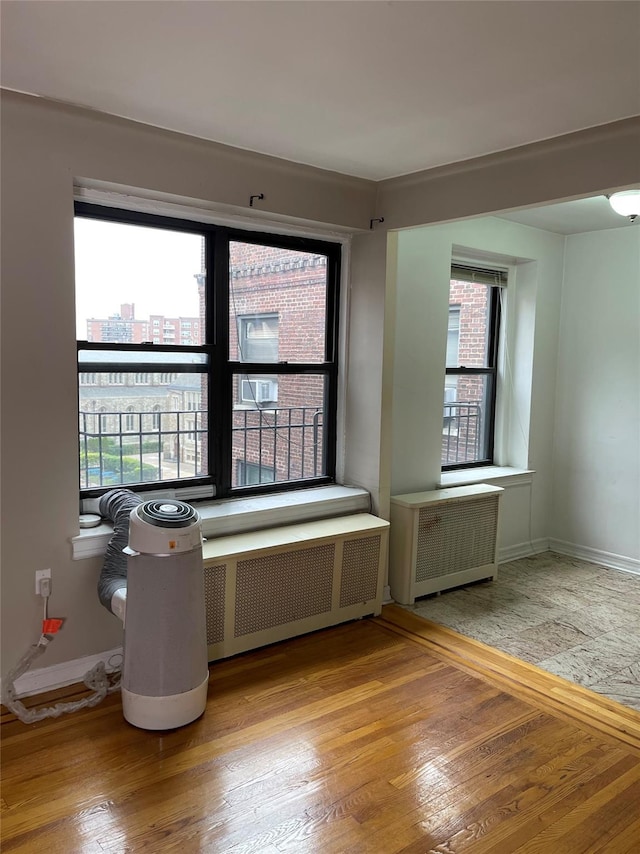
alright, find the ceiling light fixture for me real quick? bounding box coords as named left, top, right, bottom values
left=607, top=190, right=640, bottom=223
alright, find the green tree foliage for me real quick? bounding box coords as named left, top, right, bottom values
left=82, top=451, right=158, bottom=485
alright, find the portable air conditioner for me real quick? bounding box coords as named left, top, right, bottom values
left=121, top=500, right=209, bottom=730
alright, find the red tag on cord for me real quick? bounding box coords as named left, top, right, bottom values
left=42, top=618, right=64, bottom=634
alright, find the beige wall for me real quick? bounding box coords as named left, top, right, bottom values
left=551, top=228, right=640, bottom=563
left=344, top=230, right=397, bottom=520
left=376, top=118, right=640, bottom=230
left=0, top=92, right=377, bottom=675
left=390, top=217, right=566, bottom=552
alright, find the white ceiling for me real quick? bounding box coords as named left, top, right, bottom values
left=495, top=194, right=640, bottom=235
left=1, top=1, right=639, bottom=232
left=2, top=1, right=639, bottom=181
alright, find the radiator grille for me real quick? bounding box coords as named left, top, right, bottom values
left=416, top=495, right=499, bottom=582
left=203, top=563, right=226, bottom=645
left=235, top=544, right=335, bottom=637
left=340, top=535, right=381, bottom=607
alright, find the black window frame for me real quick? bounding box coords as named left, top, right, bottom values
left=442, top=270, right=502, bottom=472
left=75, top=202, right=341, bottom=499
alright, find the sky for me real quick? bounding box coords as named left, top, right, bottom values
left=74, top=217, right=203, bottom=338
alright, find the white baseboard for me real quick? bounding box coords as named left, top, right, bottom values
left=547, top=539, right=640, bottom=576
left=498, top=539, right=550, bottom=563
left=4, top=646, right=123, bottom=699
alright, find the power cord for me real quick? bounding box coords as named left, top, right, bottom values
left=1, top=578, right=121, bottom=724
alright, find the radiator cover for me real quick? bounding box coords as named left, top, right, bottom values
left=389, top=484, right=503, bottom=604
left=202, top=514, right=389, bottom=660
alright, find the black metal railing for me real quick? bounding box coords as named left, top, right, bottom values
left=232, top=406, right=324, bottom=485
left=79, top=405, right=324, bottom=489
left=442, top=401, right=482, bottom=465
left=79, top=409, right=207, bottom=489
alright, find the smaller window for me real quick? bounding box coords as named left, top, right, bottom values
left=442, top=264, right=504, bottom=470
left=236, top=313, right=279, bottom=406
left=237, top=313, right=279, bottom=362
left=237, top=459, right=275, bottom=486
left=444, top=306, right=460, bottom=423
left=446, top=306, right=460, bottom=368
left=125, top=406, right=136, bottom=432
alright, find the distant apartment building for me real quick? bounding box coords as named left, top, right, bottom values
left=85, top=303, right=201, bottom=345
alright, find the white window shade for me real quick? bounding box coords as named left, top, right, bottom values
left=451, top=264, right=508, bottom=287
left=238, top=314, right=279, bottom=362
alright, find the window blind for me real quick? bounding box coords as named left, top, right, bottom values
left=451, top=264, right=508, bottom=287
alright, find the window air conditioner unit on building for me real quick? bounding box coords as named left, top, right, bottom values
left=242, top=378, right=278, bottom=404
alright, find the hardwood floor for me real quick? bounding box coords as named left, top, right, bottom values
left=2, top=614, right=640, bottom=853
left=403, top=553, right=640, bottom=711
left=381, top=605, right=640, bottom=753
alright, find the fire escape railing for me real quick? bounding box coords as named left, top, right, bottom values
left=442, top=401, right=482, bottom=466
left=232, top=406, right=323, bottom=485
left=79, top=406, right=324, bottom=489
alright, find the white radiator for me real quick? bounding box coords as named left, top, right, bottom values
left=202, top=513, right=389, bottom=660
left=389, top=484, right=503, bottom=604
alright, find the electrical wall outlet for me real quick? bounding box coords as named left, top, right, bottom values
left=35, top=568, right=51, bottom=595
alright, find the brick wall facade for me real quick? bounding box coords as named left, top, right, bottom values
left=228, top=242, right=328, bottom=485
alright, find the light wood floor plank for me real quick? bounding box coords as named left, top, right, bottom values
left=590, top=816, right=640, bottom=854
left=379, top=604, right=640, bottom=752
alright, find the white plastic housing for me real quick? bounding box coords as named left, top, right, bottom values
left=122, top=675, right=208, bottom=730
left=121, top=499, right=208, bottom=731
left=128, top=502, right=202, bottom=555
left=111, top=588, right=127, bottom=624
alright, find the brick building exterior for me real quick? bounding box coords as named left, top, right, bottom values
left=228, top=242, right=328, bottom=486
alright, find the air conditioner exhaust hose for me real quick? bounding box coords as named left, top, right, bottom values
left=97, top=488, right=142, bottom=614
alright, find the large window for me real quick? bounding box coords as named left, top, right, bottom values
left=442, top=264, right=504, bottom=469
left=75, top=204, right=341, bottom=497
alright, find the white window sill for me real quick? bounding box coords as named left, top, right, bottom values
left=439, top=466, right=535, bottom=489
left=71, top=485, right=371, bottom=560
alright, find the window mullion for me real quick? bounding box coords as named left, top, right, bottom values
left=325, top=250, right=341, bottom=363
left=212, top=230, right=231, bottom=494
left=445, top=367, right=494, bottom=376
